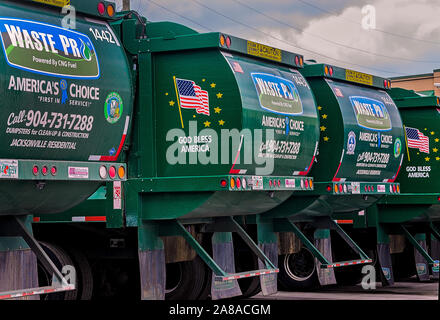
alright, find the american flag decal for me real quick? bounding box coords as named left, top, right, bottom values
left=405, top=127, right=430, bottom=154
left=176, top=78, right=210, bottom=115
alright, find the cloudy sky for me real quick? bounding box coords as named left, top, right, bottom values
left=112, top=0, right=440, bottom=78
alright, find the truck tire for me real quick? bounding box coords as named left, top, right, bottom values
left=278, top=248, right=319, bottom=291
left=37, top=241, right=78, bottom=300
left=236, top=251, right=261, bottom=298
left=165, top=256, right=206, bottom=300
left=68, top=248, right=94, bottom=300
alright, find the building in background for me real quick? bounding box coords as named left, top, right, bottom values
left=391, top=69, right=440, bottom=96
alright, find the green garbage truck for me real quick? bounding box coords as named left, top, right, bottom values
left=0, top=0, right=129, bottom=299
left=17, top=0, right=321, bottom=300
left=257, top=63, right=405, bottom=290
left=335, top=88, right=440, bottom=285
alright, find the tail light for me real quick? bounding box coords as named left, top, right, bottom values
left=108, top=166, right=116, bottom=179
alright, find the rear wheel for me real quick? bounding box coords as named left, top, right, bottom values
left=165, top=256, right=206, bottom=300
left=37, top=241, right=78, bottom=300
left=68, top=248, right=94, bottom=300
left=278, top=247, right=319, bottom=291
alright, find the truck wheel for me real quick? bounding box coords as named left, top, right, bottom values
left=68, top=248, right=94, bottom=300
left=37, top=242, right=78, bottom=300
left=278, top=248, right=319, bottom=291
left=236, top=251, right=261, bottom=298
left=165, top=256, right=206, bottom=300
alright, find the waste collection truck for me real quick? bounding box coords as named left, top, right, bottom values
left=334, top=88, right=440, bottom=285
left=26, top=0, right=322, bottom=300
left=257, top=63, right=406, bottom=290
left=0, top=0, right=130, bottom=299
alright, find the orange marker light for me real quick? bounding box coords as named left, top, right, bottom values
left=220, top=35, right=226, bottom=47
left=107, top=4, right=115, bottom=17
left=118, top=166, right=125, bottom=179
left=230, top=177, right=235, bottom=189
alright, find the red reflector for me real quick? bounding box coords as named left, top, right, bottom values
left=109, top=166, right=116, bottom=179
left=278, top=179, right=281, bottom=187
left=98, top=2, right=106, bottom=15
left=236, top=177, right=241, bottom=188
left=226, top=36, right=231, bottom=48
left=305, top=179, right=309, bottom=189
left=32, top=165, right=39, bottom=176
left=393, top=184, right=397, bottom=193
left=295, top=56, right=299, bottom=65
left=41, top=166, right=48, bottom=176
left=338, top=184, right=343, bottom=193
left=269, top=180, right=272, bottom=187
left=329, top=67, right=334, bottom=76
left=51, top=166, right=57, bottom=176
left=327, top=185, right=332, bottom=192
left=221, top=179, right=227, bottom=187
left=85, top=216, right=107, bottom=222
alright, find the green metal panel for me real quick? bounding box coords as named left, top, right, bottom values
left=153, top=49, right=319, bottom=178
left=370, top=88, right=440, bottom=224
left=0, top=1, right=132, bottom=215
left=263, top=65, right=404, bottom=220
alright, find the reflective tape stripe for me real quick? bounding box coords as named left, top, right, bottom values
left=334, top=220, right=354, bottom=224
left=72, top=216, right=106, bottom=222
left=0, top=285, right=74, bottom=300
left=220, top=269, right=279, bottom=281
left=325, top=259, right=372, bottom=268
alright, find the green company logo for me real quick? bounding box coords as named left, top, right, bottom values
left=104, top=92, right=123, bottom=124
left=350, top=96, right=392, bottom=131
left=251, top=73, right=303, bottom=115
left=394, top=138, right=402, bottom=158
left=0, top=18, right=100, bottom=79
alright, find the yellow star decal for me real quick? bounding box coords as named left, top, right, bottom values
left=210, top=83, right=216, bottom=88
left=425, top=157, right=430, bottom=162
left=317, top=106, right=322, bottom=111
left=436, top=157, right=440, bottom=161
left=214, top=107, right=222, bottom=114
left=202, top=78, right=206, bottom=82
left=320, top=126, right=327, bottom=132
left=322, top=114, right=328, bottom=119
left=431, top=131, right=435, bottom=135
left=323, top=136, right=330, bottom=142
left=165, top=92, right=169, bottom=96
left=425, top=128, right=428, bottom=131
left=436, top=138, right=440, bottom=143
left=204, top=121, right=211, bottom=127
left=193, top=115, right=196, bottom=118
left=169, top=100, right=175, bottom=106
left=434, top=148, right=438, bottom=153
left=216, top=93, right=223, bottom=99
left=219, top=120, right=225, bottom=126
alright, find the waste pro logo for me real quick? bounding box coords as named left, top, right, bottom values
left=349, top=96, right=391, bottom=131
left=251, top=73, right=303, bottom=116
left=0, top=18, right=99, bottom=79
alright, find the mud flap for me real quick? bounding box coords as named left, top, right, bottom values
left=377, top=243, right=394, bottom=286
left=138, top=221, right=166, bottom=300
left=414, top=233, right=430, bottom=282
left=431, top=235, right=440, bottom=279
left=314, top=229, right=336, bottom=286
left=0, top=244, right=39, bottom=300
left=138, top=249, right=166, bottom=300
left=258, top=242, right=278, bottom=295
left=211, top=232, right=242, bottom=300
